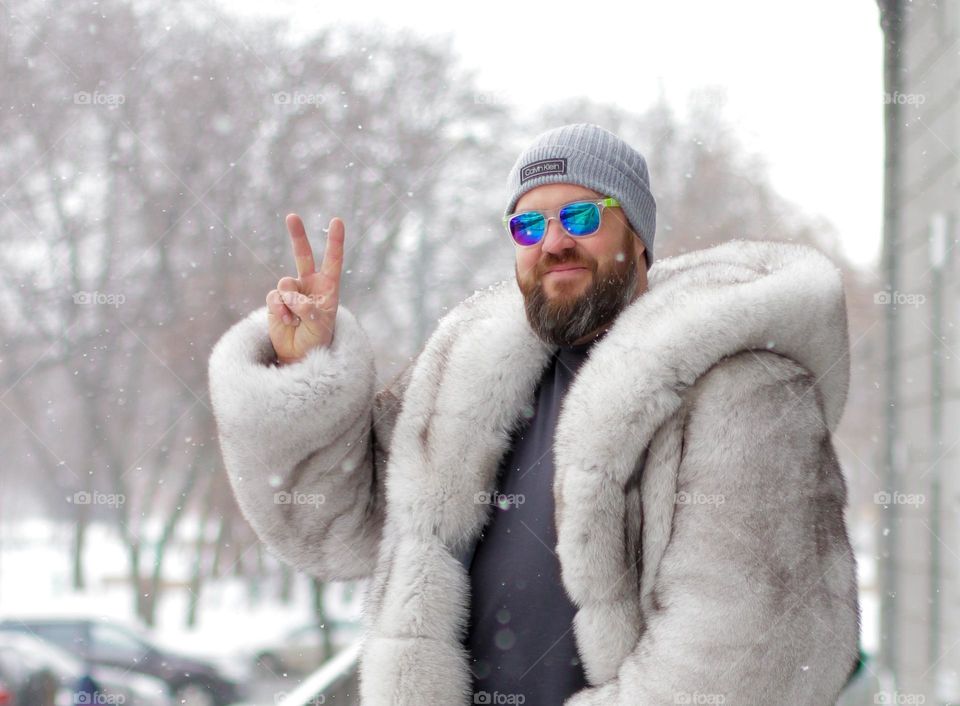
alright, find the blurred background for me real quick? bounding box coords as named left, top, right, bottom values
left=0, top=0, right=952, bottom=703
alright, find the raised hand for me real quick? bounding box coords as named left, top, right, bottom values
left=267, top=214, right=345, bottom=365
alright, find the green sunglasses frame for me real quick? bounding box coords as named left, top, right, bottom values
left=503, top=197, right=621, bottom=247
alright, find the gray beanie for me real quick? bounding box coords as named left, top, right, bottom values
left=504, top=123, right=657, bottom=270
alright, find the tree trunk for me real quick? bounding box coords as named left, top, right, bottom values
left=311, top=578, right=333, bottom=663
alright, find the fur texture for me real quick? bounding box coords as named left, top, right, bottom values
left=208, top=239, right=860, bottom=705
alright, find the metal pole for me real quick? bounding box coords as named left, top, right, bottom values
left=877, top=0, right=904, bottom=681
left=927, top=213, right=947, bottom=683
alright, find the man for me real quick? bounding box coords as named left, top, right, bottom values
left=208, top=124, right=860, bottom=705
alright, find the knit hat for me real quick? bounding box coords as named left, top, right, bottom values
left=504, top=123, right=657, bottom=270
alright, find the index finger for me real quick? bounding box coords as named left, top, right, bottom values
left=285, top=213, right=315, bottom=278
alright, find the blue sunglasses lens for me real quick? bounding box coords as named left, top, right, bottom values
left=509, top=212, right=546, bottom=246
left=559, top=201, right=601, bottom=235
left=508, top=201, right=603, bottom=245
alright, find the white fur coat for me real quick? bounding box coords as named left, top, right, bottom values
left=208, top=239, right=860, bottom=705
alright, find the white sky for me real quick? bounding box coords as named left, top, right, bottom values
left=219, top=0, right=885, bottom=269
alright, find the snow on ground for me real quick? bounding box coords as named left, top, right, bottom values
left=0, top=516, right=880, bottom=665
left=0, top=518, right=364, bottom=666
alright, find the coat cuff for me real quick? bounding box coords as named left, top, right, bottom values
left=207, top=303, right=376, bottom=473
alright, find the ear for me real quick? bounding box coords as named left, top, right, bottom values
left=625, top=225, right=643, bottom=255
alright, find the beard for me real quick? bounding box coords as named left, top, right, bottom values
left=516, top=232, right=640, bottom=346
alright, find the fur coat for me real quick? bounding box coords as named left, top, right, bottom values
left=208, top=239, right=861, bottom=705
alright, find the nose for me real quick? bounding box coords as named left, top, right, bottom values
left=540, top=216, right=575, bottom=256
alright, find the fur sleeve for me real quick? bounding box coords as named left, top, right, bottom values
left=207, top=303, right=388, bottom=581
left=565, top=351, right=860, bottom=706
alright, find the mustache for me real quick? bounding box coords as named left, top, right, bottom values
left=538, top=254, right=594, bottom=276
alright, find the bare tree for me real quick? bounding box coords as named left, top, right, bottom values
left=0, top=0, right=879, bottom=637
left=0, top=0, right=514, bottom=626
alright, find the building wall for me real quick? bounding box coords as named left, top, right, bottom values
left=886, top=0, right=960, bottom=701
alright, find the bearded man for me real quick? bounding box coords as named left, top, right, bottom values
left=208, top=123, right=860, bottom=705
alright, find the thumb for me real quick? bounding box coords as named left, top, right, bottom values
left=275, top=277, right=306, bottom=319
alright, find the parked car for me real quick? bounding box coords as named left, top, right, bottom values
left=0, top=673, right=12, bottom=706
left=92, top=664, right=175, bottom=706
left=0, top=618, right=239, bottom=706
left=250, top=621, right=360, bottom=677
left=0, top=630, right=172, bottom=706
left=0, top=633, right=59, bottom=705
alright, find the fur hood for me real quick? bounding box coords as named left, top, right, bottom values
left=208, top=238, right=859, bottom=705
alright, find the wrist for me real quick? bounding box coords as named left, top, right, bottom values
left=273, top=351, right=303, bottom=367
left=276, top=357, right=300, bottom=367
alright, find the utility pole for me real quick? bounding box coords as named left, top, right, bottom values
left=927, top=213, right=948, bottom=687
left=876, top=0, right=904, bottom=684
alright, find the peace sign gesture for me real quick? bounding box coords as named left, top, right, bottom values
left=267, top=214, right=344, bottom=365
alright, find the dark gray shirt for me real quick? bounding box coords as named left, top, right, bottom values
left=466, top=333, right=613, bottom=705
